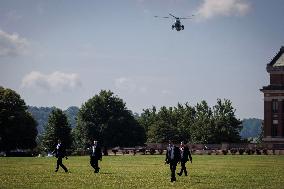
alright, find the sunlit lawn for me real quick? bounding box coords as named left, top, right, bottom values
left=0, top=155, right=284, bottom=189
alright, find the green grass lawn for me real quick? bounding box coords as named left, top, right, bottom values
left=0, top=155, right=284, bottom=189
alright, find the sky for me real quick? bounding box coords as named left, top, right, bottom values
left=0, top=0, right=284, bottom=119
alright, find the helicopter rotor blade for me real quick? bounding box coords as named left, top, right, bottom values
left=154, top=16, right=170, bottom=18
left=169, top=13, right=178, bottom=19
left=180, top=14, right=195, bottom=19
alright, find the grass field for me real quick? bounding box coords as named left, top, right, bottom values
left=0, top=155, right=284, bottom=189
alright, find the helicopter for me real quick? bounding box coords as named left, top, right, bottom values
left=154, top=13, right=194, bottom=31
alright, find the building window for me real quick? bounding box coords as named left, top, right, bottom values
left=273, top=120, right=278, bottom=124
left=272, top=99, right=278, bottom=113
left=272, top=124, right=278, bottom=137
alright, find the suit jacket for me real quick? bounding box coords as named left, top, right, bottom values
left=90, top=144, right=102, bottom=160
left=165, top=145, right=181, bottom=164
left=54, top=143, right=66, bottom=158
left=180, top=146, right=192, bottom=163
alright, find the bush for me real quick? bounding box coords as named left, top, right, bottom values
left=112, top=149, right=118, bottom=155
left=122, top=150, right=130, bottom=155
left=256, top=149, right=261, bottom=155
left=263, top=148, right=268, bottom=155
left=222, top=150, right=228, bottom=155
left=246, top=149, right=255, bottom=155
left=239, top=149, right=245, bottom=155
left=149, top=148, right=156, bottom=155
left=139, top=148, right=146, bottom=155
left=230, top=149, right=237, bottom=155
left=103, top=147, right=108, bottom=156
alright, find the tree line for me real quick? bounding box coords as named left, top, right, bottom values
left=139, top=99, right=242, bottom=144
left=0, top=86, right=244, bottom=153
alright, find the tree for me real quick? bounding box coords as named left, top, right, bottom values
left=140, top=99, right=241, bottom=144
left=174, top=103, right=196, bottom=143
left=256, top=121, right=264, bottom=144
left=147, top=106, right=180, bottom=143
left=138, top=106, right=157, bottom=142
left=0, top=87, right=37, bottom=152
left=212, top=99, right=242, bottom=143
left=190, top=99, right=242, bottom=144
left=143, top=104, right=196, bottom=143
left=74, top=90, right=146, bottom=148
left=42, top=108, right=72, bottom=152
left=103, top=111, right=145, bottom=147
left=190, top=100, right=213, bottom=143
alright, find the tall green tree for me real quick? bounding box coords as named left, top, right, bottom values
left=138, top=106, right=157, bottom=142
left=256, top=121, right=264, bottom=143
left=147, top=106, right=180, bottom=143
left=174, top=103, right=196, bottom=143
left=74, top=90, right=146, bottom=148
left=0, top=87, right=37, bottom=152
left=144, top=104, right=196, bottom=143
left=190, top=100, right=213, bottom=143
left=212, top=99, right=242, bottom=143
left=140, top=99, right=242, bottom=144
left=42, top=108, right=72, bottom=151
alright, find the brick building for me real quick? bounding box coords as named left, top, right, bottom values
left=261, top=46, right=284, bottom=147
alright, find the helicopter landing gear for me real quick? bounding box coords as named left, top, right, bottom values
left=172, top=25, right=175, bottom=30
left=181, top=25, right=184, bottom=30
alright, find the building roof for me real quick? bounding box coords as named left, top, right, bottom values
left=267, top=46, right=284, bottom=71
left=261, top=85, right=284, bottom=91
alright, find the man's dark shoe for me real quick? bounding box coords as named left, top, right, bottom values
left=177, top=173, right=182, bottom=176
left=55, top=169, right=58, bottom=172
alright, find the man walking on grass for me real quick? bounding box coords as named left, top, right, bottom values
left=53, top=139, right=68, bottom=173
left=177, top=141, right=192, bottom=176
left=89, top=140, right=102, bottom=173
left=165, top=140, right=181, bottom=182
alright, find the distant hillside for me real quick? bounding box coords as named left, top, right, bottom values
left=240, top=118, right=262, bottom=139
left=28, top=106, right=55, bottom=134
left=28, top=106, right=79, bottom=134
left=64, top=106, right=79, bottom=129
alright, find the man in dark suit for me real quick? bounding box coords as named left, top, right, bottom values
left=165, top=140, right=181, bottom=182
left=53, top=139, right=68, bottom=173
left=89, top=140, right=102, bottom=173
left=177, top=141, right=192, bottom=176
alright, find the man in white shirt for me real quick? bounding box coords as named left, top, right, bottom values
left=165, top=140, right=181, bottom=182
left=53, top=139, right=68, bottom=173
left=177, top=141, right=192, bottom=176
left=89, top=140, right=102, bottom=173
